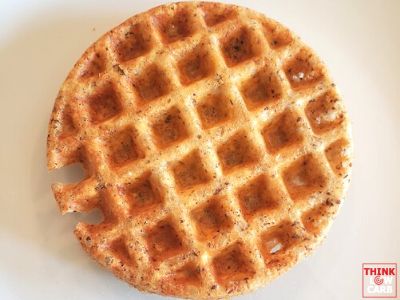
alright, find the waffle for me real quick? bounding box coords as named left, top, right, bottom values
left=47, top=2, right=353, bottom=299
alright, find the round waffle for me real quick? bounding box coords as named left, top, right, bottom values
left=47, top=2, right=352, bottom=299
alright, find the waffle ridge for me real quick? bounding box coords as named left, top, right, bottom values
left=47, top=2, right=352, bottom=299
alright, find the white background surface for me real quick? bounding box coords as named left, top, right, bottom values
left=1, top=0, right=399, bottom=299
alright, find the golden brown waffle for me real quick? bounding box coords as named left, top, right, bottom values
left=47, top=2, right=353, bottom=299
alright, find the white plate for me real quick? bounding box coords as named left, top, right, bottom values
left=0, top=0, right=399, bottom=299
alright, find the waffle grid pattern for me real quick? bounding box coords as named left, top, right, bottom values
left=48, top=2, right=352, bottom=298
